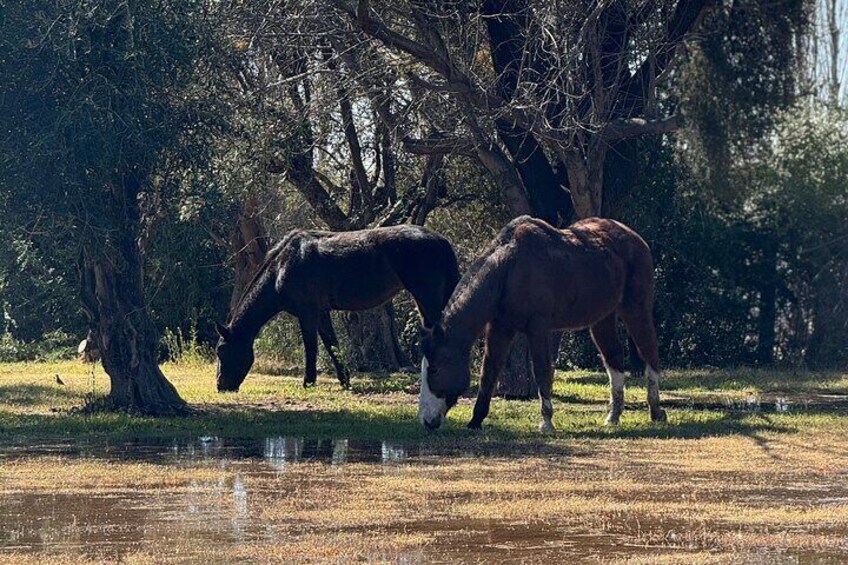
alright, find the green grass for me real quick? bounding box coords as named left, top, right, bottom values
left=0, top=360, right=846, bottom=443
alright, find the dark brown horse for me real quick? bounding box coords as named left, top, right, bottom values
left=419, top=215, right=666, bottom=430
left=216, top=225, right=460, bottom=392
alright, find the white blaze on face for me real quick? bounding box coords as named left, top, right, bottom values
left=418, top=356, right=447, bottom=428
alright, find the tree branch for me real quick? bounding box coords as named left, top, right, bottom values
left=601, top=114, right=684, bottom=142
left=338, top=0, right=501, bottom=111
left=616, top=0, right=717, bottom=115
left=402, top=133, right=476, bottom=157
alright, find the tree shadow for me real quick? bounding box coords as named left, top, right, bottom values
left=566, top=409, right=798, bottom=441
left=1, top=396, right=827, bottom=466
left=560, top=368, right=848, bottom=395
left=0, top=384, right=82, bottom=407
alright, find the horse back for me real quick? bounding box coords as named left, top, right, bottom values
left=282, top=225, right=458, bottom=312
left=501, top=217, right=653, bottom=330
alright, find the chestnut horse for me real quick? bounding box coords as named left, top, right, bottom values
left=216, top=225, right=460, bottom=392
left=419, top=215, right=666, bottom=430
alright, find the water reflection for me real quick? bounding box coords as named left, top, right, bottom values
left=716, top=394, right=794, bottom=413
left=231, top=474, right=248, bottom=541
left=262, top=436, right=407, bottom=467
left=0, top=435, right=417, bottom=560
left=1, top=436, right=421, bottom=468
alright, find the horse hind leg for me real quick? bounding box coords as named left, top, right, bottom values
left=628, top=335, right=645, bottom=381
left=318, top=311, right=350, bottom=389
left=298, top=314, right=319, bottom=388
left=590, top=314, right=627, bottom=426
left=619, top=305, right=667, bottom=423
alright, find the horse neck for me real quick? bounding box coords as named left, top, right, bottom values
left=229, top=269, right=282, bottom=342
left=441, top=260, right=504, bottom=353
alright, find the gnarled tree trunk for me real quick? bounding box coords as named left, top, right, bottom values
left=80, top=177, right=187, bottom=415
left=341, top=302, right=407, bottom=372
left=497, top=333, right=537, bottom=399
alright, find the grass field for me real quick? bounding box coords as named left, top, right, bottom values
left=1, top=361, right=848, bottom=563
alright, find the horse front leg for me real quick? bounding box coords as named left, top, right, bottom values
left=298, top=314, right=319, bottom=387
left=529, top=330, right=555, bottom=433
left=318, top=311, right=350, bottom=389
left=468, top=322, right=514, bottom=429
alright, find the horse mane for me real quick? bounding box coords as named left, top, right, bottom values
left=440, top=216, right=530, bottom=344
left=228, top=229, right=309, bottom=327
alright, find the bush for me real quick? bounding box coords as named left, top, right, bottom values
left=0, top=330, right=77, bottom=362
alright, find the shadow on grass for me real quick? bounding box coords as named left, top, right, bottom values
left=349, top=372, right=419, bottom=395
left=0, top=407, right=799, bottom=467
left=568, top=410, right=797, bottom=441
left=0, top=384, right=83, bottom=407
left=560, top=368, right=848, bottom=396
left=0, top=396, right=819, bottom=458
left=659, top=368, right=848, bottom=393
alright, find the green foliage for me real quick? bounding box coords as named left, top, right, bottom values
left=0, top=0, right=207, bottom=218
left=621, top=140, right=752, bottom=365
left=0, top=0, right=840, bottom=376
left=161, top=323, right=213, bottom=365
left=254, top=315, right=306, bottom=368
left=621, top=104, right=848, bottom=368
left=0, top=330, right=78, bottom=363
left=743, top=104, right=848, bottom=366
left=0, top=0, right=225, bottom=359
left=678, top=0, right=811, bottom=191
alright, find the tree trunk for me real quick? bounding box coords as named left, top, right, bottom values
left=756, top=237, right=778, bottom=365
left=81, top=253, right=186, bottom=411
left=496, top=333, right=538, bottom=399
left=78, top=176, right=188, bottom=416
left=229, top=197, right=270, bottom=312
left=340, top=302, right=407, bottom=372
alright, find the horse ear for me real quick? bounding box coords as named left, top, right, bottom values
left=214, top=322, right=232, bottom=341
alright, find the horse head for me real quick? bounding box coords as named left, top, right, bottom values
left=215, top=322, right=254, bottom=392
left=418, top=324, right=470, bottom=430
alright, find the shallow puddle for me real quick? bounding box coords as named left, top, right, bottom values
left=662, top=392, right=848, bottom=413
left=1, top=436, right=416, bottom=466
left=2, top=435, right=848, bottom=563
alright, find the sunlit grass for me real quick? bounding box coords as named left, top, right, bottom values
left=0, top=360, right=847, bottom=441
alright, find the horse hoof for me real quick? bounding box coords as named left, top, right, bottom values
left=467, top=420, right=482, bottom=430
left=651, top=409, right=668, bottom=423
left=604, top=413, right=621, bottom=426
left=303, top=381, right=316, bottom=389
left=538, top=421, right=556, bottom=433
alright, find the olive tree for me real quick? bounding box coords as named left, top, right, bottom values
left=0, top=0, right=215, bottom=414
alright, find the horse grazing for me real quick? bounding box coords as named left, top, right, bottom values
left=419, top=215, right=667, bottom=431
left=216, top=225, right=460, bottom=392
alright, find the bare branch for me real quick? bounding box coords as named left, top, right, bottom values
left=601, top=114, right=685, bottom=142
left=402, top=133, right=476, bottom=157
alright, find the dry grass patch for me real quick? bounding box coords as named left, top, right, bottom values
left=0, top=457, right=225, bottom=492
